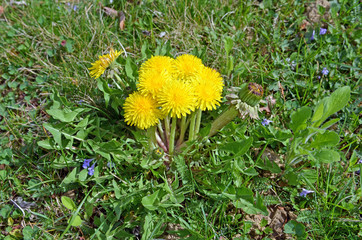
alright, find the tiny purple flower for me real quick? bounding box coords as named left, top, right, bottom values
left=319, top=28, right=327, bottom=35
left=88, top=163, right=96, bottom=176
left=73, top=5, right=78, bottom=11
left=317, top=76, right=321, bottom=79
left=108, top=84, right=113, bottom=88
left=310, top=30, right=315, bottom=40
left=300, top=188, right=314, bottom=197
left=262, top=119, right=273, bottom=126
left=321, top=67, right=329, bottom=75
left=82, top=158, right=94, bottom=169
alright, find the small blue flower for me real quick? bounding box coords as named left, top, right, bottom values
left=82, top=158, right=94, bottom=169
left=88, top=163, right=96, bottom=176
left=310, top=30, right=315, bottom=40
left=317, top=76, right=321, bottom=79
left=319, top=28, right=327, bottom=35
left=321, top=67, right=329, bottom=75
left=300, top=188, right=314, bottom=197
left=262, top=119, right=273, bottom=126
left=108, top=84, right=113, bottom=88
left=73, top=5, right=78, bottom=11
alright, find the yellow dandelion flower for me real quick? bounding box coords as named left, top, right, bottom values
left=193, top=67, right=224, bottom=111
left=138, top=70, right=172, bottom=97
left=174, top=54, right=204, bottom=82
left=139, top=55, right=175, bottom=75
left=123, top=92, right=162, bottom=129
left=88, top=49, right=122, bottom=79
left=158, top=79, right=196, bottom=118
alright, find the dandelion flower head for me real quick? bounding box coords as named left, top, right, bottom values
left=158, top=79, right=196, bottom=118
left=124, top=92, right=162, bottom=129
left=138, top=69, right=173, bottom=98
left=89, top=49, right=122, bottom=79
left=193, top=67, right=224, bottom=111
left=174, top=54, right=204, bottom=82
left=139, top=55, right=175, bottom=75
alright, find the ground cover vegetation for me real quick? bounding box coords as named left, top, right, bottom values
left=0, top=0, right=361, bottom=239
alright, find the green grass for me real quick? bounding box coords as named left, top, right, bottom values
left=0, top=0, right=361, bottom=239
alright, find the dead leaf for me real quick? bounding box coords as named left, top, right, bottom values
left=300, top=19, right=310, bottom=31
left=0, top=6, right=4, bottom=16
left=119, top=11, right=125, bottom=31
left=103, top=6, right=119, bottom=18
left=278, top=81, right=286, bottom=102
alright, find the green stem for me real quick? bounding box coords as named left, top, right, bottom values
left=164, top=115, right=170, bottom=146
left=188, top=111, right=197, bottom=141
left=147, top=126, right=157, bottom=150
left=169, top=117, right=177, bottom=156
left=113, top=72, right=126, bottom=88
left=177, top=115, right=187, bottom=146
left=194, top=108, right=202, bottom=137
left=208, top=106, right=238, bottom=137
left=157, top=121, right=166, bottom=144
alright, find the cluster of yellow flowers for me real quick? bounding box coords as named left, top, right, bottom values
left=124, top=54, right=224, bottom=130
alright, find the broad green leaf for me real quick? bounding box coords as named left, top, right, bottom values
left=312, top=86, right=350, bottom=127
left=125, top=57, right=134, bottom=80
left=313, top=149, right=340, bottom=164
left=43, top=123, right=62, bottom=146
left=78, top=169, right=88, bottom=182
left=113, top=180, right=121, bottom=199
left=310, top=131, right=340, bottom=148
left=241, top=167, right=259, bottom=176
left=70, top=215, right=82, bottom=227
left=97, top=79, right=110, bottom=106
left=37, top=139, right=54, bottom=150
left=84, top=202, right=93, bottom=221
left=290, top=106, right=312, bottom=132
left=311, top=101, right=324, bottom=123
left=284, top=220, right=307, bottom=239
left=61, top=168, right=77, bottom=185
left=46, top=108, right=85, bottom=123
left=285, top=172, right=298, bottom=186
left=320, top=118, right=340, bottom=129
left=142, top=190, right=160, bottom=210
left=220, top=137, right=253, bottom=156
left=23, top=226, right=38, bottom=240
left=255, top=193, right=268, bottom=216
left=61, top=196, right=76, bottom=210
left=256, top=157, right=281, bottom=173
